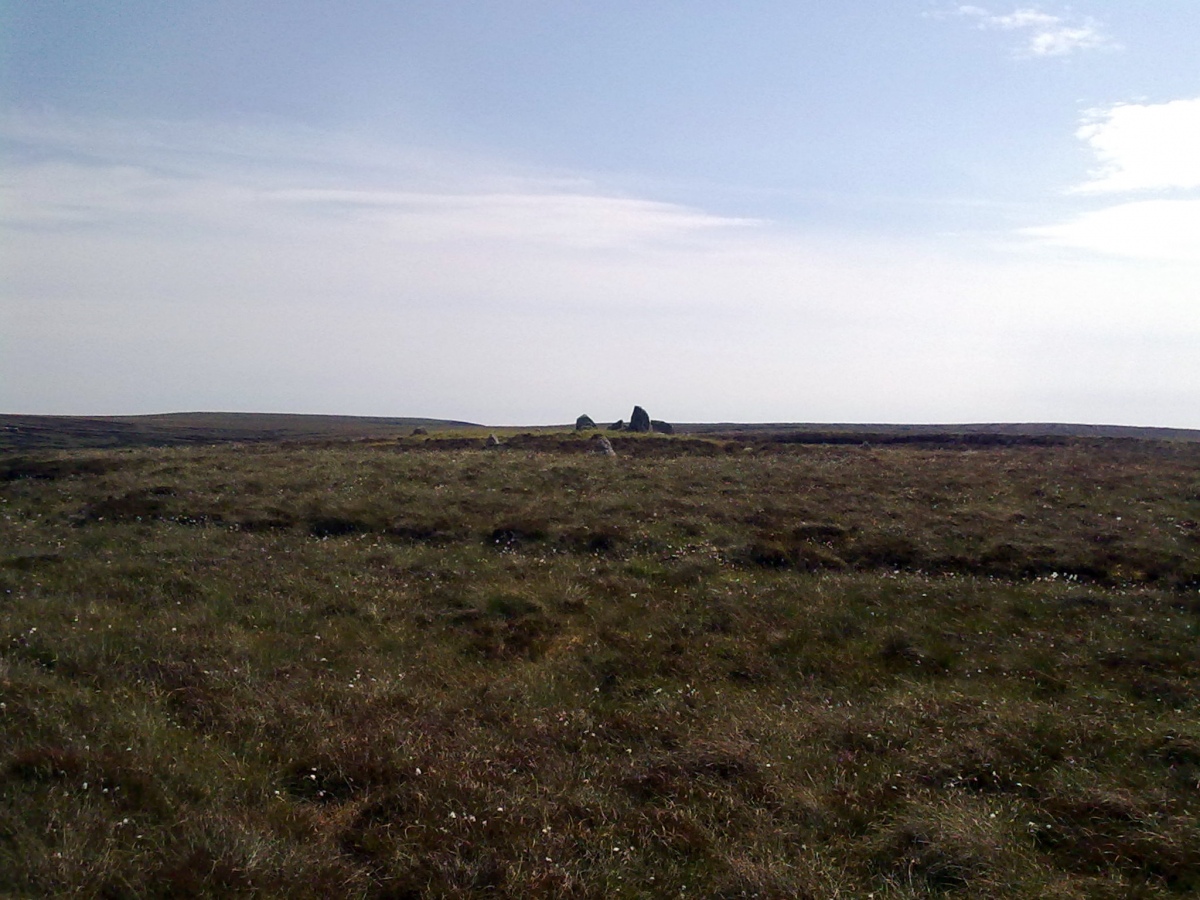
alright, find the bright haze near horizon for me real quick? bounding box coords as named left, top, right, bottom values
left=2, top=3, right=1198, bottom=428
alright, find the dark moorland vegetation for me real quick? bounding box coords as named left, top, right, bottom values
left=0, top=413, right=481, bottom=453
left=5, top=412, right=1197, bottom=454
left=2, top=431, right=1199, bottom=898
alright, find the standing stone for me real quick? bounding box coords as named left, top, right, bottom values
left=608, top=420, right=625, bottom=431
left=651, top=420, right=674, bottom=435
left=575, top=414, right=596, bottom=431
left=411, top=426, right=428, bottom=436
left=484, top=434, right=502, bottom=449
left=629, top=406, right=651, bottom=433
left=594, top=435, right=617, bottom=457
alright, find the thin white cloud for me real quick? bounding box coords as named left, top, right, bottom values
left=1074, top=98, right=1200, bottom=193
left=268, top=189, right=759, bottom=249
left=1025, top=199, right=1200, bottom=263
left=949, top=5, right=1117, bottom=57
left=986, top=9, right=1060, bottom=29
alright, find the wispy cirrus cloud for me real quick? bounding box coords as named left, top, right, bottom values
left=946, top=5, right=1118, bottom=57
left=0, top=112, right=757, bottom=251
left=267, top=189, right=758, bottom=249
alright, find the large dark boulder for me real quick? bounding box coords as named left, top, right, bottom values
left=575, top=414, right=596, bottom=431
left=629, top=406, right=651, bottom=433
left=651, top=420, right=674, bottom=435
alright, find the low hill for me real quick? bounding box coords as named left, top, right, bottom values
left=675, top=421, right=1200, bottom=442
left=0, top=412, right=480, bottom=452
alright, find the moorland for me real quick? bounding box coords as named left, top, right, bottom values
left=2, top=422, right=1199, bottom=898
left=4, top=412, right=1199, bottom=453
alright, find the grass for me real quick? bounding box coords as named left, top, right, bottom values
left=2, top=431, right=1199, bottom=897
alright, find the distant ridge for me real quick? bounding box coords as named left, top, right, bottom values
left=2, top=413, right=1197, bottom=452
left=0, top=412, right=481, bottom=452
left=674, top=422, right=1200, bottom=442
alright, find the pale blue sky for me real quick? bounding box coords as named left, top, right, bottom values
left=3, top=2, right=1199, bottom=425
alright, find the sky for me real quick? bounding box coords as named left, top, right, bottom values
left=2, top=2, right=1199, bottom=427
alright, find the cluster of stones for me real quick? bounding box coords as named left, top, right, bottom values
left=599, top=405, right=673, bottom=434
left=577, top=407, right=673, bottom=434
left=482, top=406, right=671, bottom=454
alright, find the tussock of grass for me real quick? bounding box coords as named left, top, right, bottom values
left=2, top=435, right=1199, bottom=897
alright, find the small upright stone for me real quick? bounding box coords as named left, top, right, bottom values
left=594, top=435, right=617, bottom=457
left=411, top=426, right=428, bottom=436
left=608, top=419, right=625, bottom=431
left=484, top=434, right=502, bottom=449
left=575, top=414, right=596, bottom=431
left=629, top=406, right=651, bottom=433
